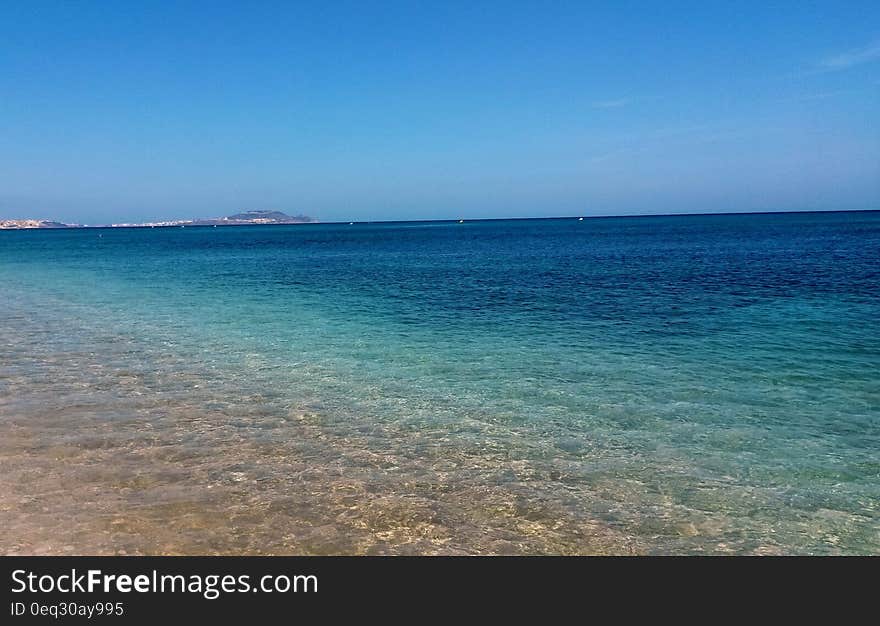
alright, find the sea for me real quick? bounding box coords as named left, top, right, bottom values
left=1, top=211, right=878, bottom=554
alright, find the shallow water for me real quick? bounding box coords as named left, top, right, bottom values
left=1, top=212, right=878, bottom=554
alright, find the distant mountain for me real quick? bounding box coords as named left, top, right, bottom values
left=189, top=210, right=317, bottom=226
left=228, top=210, right=311, bottom=222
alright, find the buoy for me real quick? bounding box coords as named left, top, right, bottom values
left=458, top=219, right=464, bottom=223
left=578, top=217, right=584, bottom=221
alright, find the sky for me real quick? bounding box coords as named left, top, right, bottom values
left=1, top=1, right=878, bottom=224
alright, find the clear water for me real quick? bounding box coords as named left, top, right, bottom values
left=1, top=211, right=878, bottom=555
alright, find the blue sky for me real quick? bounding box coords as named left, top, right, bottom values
left=1, top=1, right=878, bottom=224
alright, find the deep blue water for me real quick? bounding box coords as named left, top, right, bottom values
left=1, top=211, right=878, bottom=554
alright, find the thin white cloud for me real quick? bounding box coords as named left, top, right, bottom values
left=792, top=87, right=870, bottom=102
left=818, top=41, right=880, bottom=71
left=591, top=98, right=630, bottom=109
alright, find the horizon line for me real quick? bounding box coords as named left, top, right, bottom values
left=2, top=208, right=878, bottom=230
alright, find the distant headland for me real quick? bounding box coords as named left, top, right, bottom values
left=0, top=219, right=73, bottom=229
left=0, top=210, right=317, bottom=229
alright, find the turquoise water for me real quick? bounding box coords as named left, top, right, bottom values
left=1, top=211, right=878, bottom=554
